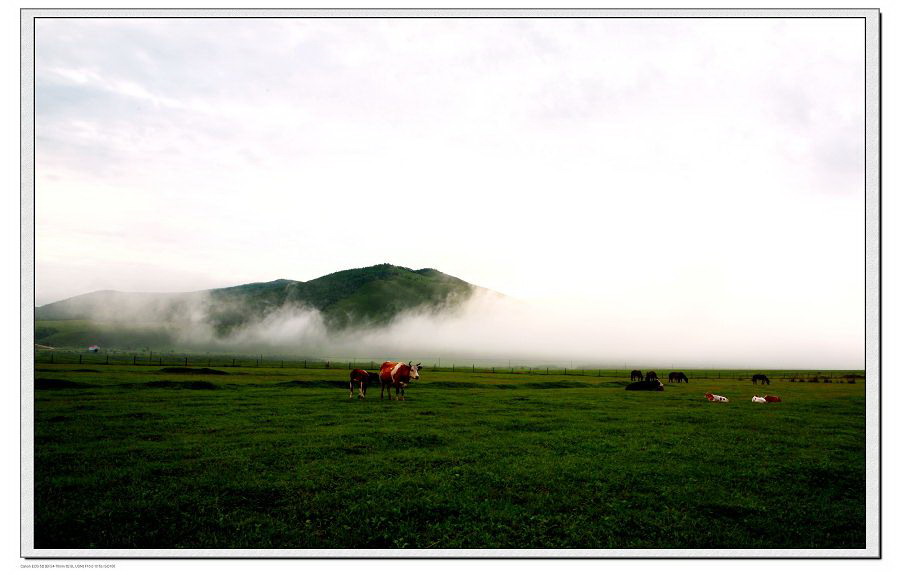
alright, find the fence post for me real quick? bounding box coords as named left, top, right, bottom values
left=50, top=353, right=53, bottom=364
left=133, top=355, right=136, bottom=365
left=79, top=354, right=82, bottom=364
left=232, top=358, right=236, bottom=367
left=106, top=354, right=109, bottom=365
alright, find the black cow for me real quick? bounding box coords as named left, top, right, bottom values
left=752, top=374, right=770, bottom=385
left=644, top=371, right=660, bottom=383
left=630, top=370, right=643, bottom=382
left=668, top=371, right=689, bottom=383
left=626, top=379, right=664, bottom=391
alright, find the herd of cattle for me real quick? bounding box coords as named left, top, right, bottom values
left=625, top=369, right=772, bottom=391
left=625, top=369, right=771, bottom=391
left=350, top=362, right=773, bottom=399
left=629, top=370, right=688, bottom=385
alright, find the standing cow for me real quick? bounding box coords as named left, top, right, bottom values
left=348, top=368, right=380, bottom=399
left=752, top=374, right=770, bottom=385
left=644, top=371, right=660, bottom=383
left=630, top=370, right=643, bottom=382
left=668, top=371, right=689, bottom=383
left=380, top=361, right=421, bottom=400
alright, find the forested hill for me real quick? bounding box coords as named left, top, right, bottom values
left=35, top=264, right=480, bottom=342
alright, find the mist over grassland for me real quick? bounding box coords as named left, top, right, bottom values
left=35, top=285, right=862, bottom=369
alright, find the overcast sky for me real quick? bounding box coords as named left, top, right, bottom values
left=33, top=17, right=866, bottom=366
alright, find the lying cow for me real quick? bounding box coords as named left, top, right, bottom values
left=348, top=368, right=380, bottom=399
left=705, top=393, right=729, bottom=403
left=626, top=379, right=664, bottom=391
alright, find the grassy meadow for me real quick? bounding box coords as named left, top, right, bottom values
left=32, top=363, right=866, bottom=550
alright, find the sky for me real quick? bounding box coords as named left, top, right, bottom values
left=32, top=16, right=867, bottom=367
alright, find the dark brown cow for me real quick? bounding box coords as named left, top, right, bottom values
left=379, top=361, right=421, bottom=400
left=668, top=371, right=689, bottom=383
left=349, top=368, right=380, bottom=399
left=626, top=379, right=664, bottom=391
left=630, top=370, right=643, bottom=382
left=752, top=374, right=770, bottom=385
left=644, top=371, right=659, bottom=383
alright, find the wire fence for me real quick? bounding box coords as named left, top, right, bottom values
left=32, top=350, right=865, bottom=382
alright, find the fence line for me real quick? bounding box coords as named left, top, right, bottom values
left=32, top=351, right=864, bottom=381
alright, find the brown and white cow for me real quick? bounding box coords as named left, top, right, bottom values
left=379, top=361, right=421, bottom=400
left=349, top=368, right=380, bottom=399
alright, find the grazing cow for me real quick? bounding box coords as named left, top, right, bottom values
left=668, top=371, right=689, bottom=384
left=630, top=370, right=643, bottom=382
left=752, top=374, right=770, bottom=385
left=644, top=371, right=659, bottom=383
left=379, top=361, right=421, bottom=400
left=626, top=379, right=664, bottom=391
left=348, top=368, right=380, bottom=399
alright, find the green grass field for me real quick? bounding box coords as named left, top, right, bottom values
left=32, top=363, right=866, bottom=550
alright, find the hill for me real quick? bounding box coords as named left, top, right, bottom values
left=34, top=264, right=481, bottom=349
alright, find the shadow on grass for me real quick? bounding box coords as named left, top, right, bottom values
left=425, top=380, right=600, bottom=390
left=273, top=380, right=346, bottom=389
left=126, top=380, right=221, bottom=390
left=158, top=367, right=230, bottom=375
left=35, top=378, right=96, bottom=390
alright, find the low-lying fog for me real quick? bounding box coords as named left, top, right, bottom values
left=71, top=288, right=863, bottom=369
